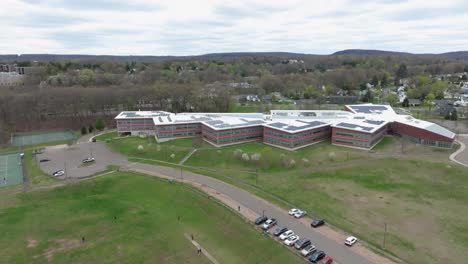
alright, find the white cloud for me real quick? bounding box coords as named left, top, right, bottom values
left=0, top=0, right=467, bottom=55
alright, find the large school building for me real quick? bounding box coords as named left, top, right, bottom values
left=115, top=104, right=456, bottom=150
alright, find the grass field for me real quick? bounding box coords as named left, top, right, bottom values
left=0, top=172, right=302, bottom=264
left=105, top=134, right=468, bottom=264
left=105, top=136, right=209, bottom=164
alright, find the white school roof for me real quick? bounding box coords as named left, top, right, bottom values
left=115, top=104, right=455, bottom=138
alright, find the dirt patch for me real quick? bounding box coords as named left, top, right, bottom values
left=39, top=238, right=81, bottom=261
left=27, top=238, right=38, bottom=248
left=46, top=144, right=68, bottom=151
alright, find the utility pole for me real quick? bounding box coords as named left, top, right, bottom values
left=64, top=162, right=67, bottom=179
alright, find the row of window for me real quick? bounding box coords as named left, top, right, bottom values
left=335, top=131, right=371, bottom=139
left=203, top=134, right=262, bottom=145
left=157, top=124, right=201, bottom=130
left=202, top=126, right=263, bottom=136
left=157, top=131, right=201, bottom=138
left=398, top=133, right=453, bottom=148
left=334, top=139, right=370, bottom=148
left=265, top=127, right=330, bottom=140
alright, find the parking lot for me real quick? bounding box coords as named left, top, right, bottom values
left=37, top=141, right=128, bottom=179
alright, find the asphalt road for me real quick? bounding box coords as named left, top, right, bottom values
left=37, top=135, right=390, bottom=264
left=453, top=135, right=468, bottom=166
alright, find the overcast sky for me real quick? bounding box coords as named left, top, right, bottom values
left=1, top=0, right=467, bottom=55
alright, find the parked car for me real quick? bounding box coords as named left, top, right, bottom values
left=273, top=226, right=288, bottom=236
left=310, top=219, right=325, bottom=228
left=345, top=236, right=358, bottom=246
left=52, top=170, right=65, bottom=177
left=254, top=215, right=268, bottom=225
left=39, top=159, right=50, bottom=162
left=309, top=250, right=326, bottom=263
left=294, top=238, right=311, bottom=250
left=300, top=244, right=316, bottom=257
left=92, top=138, right=97, bottom=142
left=318, top=256, right=334, bottom=264
left=294, top=210, right=307, bottom=218
left=284, top=235, right=300, bottom=246
left=82, top=157, right=95, bottom=163
left=261, top=218, right=277, bottom=230
left=288, top=208, right=299, bottom=215
left=279, top=230, right=294, bottom=240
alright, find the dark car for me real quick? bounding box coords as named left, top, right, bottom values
left=273, top=226, right=288, bottom=236
left=254, top=215, right=268, bottom=225
left=309, top=251, right=326, bottom=263
left=311, top=219, right=325, bottom=228
left=294, top=238, right=311, bottom=250
left=92, top=138, right=97, bottom=142
left=39, top=159, right=50, bottom=162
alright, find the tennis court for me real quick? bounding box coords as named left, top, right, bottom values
left=0, top=153, right=23, bottom=187
left=11, top=131, right=76, bottom=147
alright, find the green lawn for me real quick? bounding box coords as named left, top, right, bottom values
left=105, top=136, right=194, bottom=163
left=0, top=172, right=302, bottom=264
left=107, top=136, right=468, bottom=264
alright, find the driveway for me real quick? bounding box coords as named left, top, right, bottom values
left=38, top=136, right=396, bottom=264
left=451, top=134, right=468, bottom=167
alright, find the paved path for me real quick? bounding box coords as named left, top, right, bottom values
left=37, top=136, right=398, bottom=264
left=184, top=233, right=220, bottom=264
left=450, top=135, right=468, bottom=167
left=179, top=148, right=197, bottom=165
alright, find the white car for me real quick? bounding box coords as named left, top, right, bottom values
left=279, top=230, right=294, bottom=240
left=301, top=244, right=317, bottom=256
left=284, top=235, right=300, bottom=246
left=82, top=157, right=95, bottom=163
left=288, top=208, right=299, bottom=215
left=345, top=236, right=358, bottom=246
left=52, top=170, right=65, bottom=177
left=294, top=210, right=307, bottom=218
left=261, top=218, right=277, bottom=230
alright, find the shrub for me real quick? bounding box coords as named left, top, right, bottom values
left=328, top=152, right=336, bottom=161
left=233, top=149, right=243, bottom=159
left=241, top=153, right=250, bottom=161
left=251, top=153, right=261, bottom=161
left=81, top=126, right=88, bottom=135
left=137, top=145, right=144, bottom=151
left=170, top=153, right=175, bottom=159
left=302, top=158, right=310, bottom=167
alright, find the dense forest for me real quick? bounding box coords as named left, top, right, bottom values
left=1, top=51, right=467, bottom=144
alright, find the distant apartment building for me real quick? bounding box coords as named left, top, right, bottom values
left=0, top=64, right=31, bottom=86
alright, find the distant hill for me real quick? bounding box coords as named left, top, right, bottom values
left=332, top=49, right=468, bottom=60
left=1, top=50, right=468, bottom=62
left=332, top=49, right=412, bottom=56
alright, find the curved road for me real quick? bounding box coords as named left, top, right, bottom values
left=451, top=135, right=468, bottom=167
left=37, top=135, right=397, bottom=264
